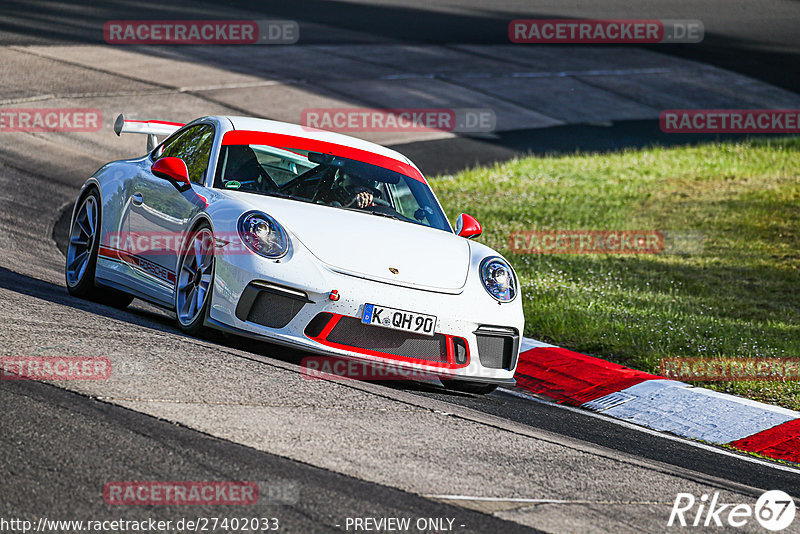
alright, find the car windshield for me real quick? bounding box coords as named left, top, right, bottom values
left=214, top=144, right=451, bottom=232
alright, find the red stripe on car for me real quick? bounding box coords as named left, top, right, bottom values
left=221, top=130, right=427, bottom=184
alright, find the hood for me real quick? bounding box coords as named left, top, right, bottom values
left=232, top=192, right=469, bottom=292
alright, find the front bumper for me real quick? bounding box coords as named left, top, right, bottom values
left=207, top=243, right=524, bottom=383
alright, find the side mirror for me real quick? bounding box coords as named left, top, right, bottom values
left=455, top=213, right=482, bottom=239
left=152, top=157, right=191, bottom=192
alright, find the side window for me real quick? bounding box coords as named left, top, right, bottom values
left=158, top=125, right=215, bottom=185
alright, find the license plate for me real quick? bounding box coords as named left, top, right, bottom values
left=361, top=304, right=437, bottom=336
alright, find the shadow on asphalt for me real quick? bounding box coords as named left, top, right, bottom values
left=0, top=376, right=539, bottom=533
left=0, top=265, right=475, bottom=398
left=6, top=264, right=800, bottom=498
left=1, top=0, right=798, bottom=94
left=1, top=2, right=799, bottom=177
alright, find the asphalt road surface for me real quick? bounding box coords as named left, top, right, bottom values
left=1, top=377, right=537, bottom=534
left=1, top=1, right=798, bottom=533
left=0, top=0, right=797, bottom=92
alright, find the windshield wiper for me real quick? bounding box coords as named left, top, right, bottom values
left=258, top=191, right=313, bottom=203
left=366, top=210, right=404, bottom=221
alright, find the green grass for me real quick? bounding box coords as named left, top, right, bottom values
left=431, top=137, right=800, bottom=410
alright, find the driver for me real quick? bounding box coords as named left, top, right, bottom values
left=326, top=169, right=377, bottom=209
left=350, top=188, right=373, bottom=209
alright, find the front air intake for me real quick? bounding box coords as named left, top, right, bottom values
left=474, top=326, right=519, bottom=370
left=235, top=281, right=311, bottom=329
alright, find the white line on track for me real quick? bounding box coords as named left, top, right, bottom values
left=378, top=67, right=682, bottom=81
left=498, top=387, right=800, bottom=476
left=0, top=80, right=286, bottom=105
left=426, top=496, right=669, bottom=505
left=509, top=67, right=676, bottom=78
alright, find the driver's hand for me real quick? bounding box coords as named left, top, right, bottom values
left=354, top=190, right=373, bottom=208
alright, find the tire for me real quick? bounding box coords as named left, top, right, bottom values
left=442, top=380, right=498, bottom=395
left=65, top=188, right=133, bottom=308
left=175, top=223, right=215, bottom=336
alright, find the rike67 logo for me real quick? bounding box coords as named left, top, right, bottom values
left=669, top=490, right=796, bottom=531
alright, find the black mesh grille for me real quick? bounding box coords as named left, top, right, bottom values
left=476, top=333, right=514, bottom=370
left=304, top=312, right=333, bottom=338
left=246, top=291, right=305, bottom=328
left=326, top=316, right=448, bottom=362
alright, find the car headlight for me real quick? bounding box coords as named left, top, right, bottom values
left=480, top=256, right=517, bottom=302
left=238, top=211, right=289, bottom=259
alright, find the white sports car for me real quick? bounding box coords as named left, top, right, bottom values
left=65, top=114, right=523, bottom=393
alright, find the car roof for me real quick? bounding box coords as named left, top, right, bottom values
left=221, top=116, right=419, bottom=171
